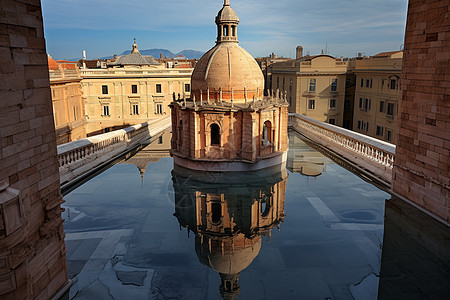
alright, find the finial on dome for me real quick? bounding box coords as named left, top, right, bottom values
left=224, top=0, right=230, bottom=6
left=131, top=38, right=140, bottom=54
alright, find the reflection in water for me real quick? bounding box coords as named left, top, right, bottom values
left=287, top=135, right=333, bottom=177
left=378, top=195, right=450, bottom=299
left=172, top=165, right=288, bottom=299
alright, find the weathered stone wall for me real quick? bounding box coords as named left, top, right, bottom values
left=392, top=0, right=449, bottom=222
left=0, top=0, right=68, bottom=298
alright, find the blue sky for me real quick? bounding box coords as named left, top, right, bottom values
left=42, top=0, right=409, bottom=60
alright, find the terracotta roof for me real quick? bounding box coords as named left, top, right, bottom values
left=56, top=60, right=77, bottom=69
left=48, top=56, right=58, bottom=70
left=372, top=51, right=402, bottom=58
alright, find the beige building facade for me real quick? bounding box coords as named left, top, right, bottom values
left=80, top=41, right=193, bottom=135
left=353, top=51, right=403, bottom=143
left=271, top=54, right=349, bottom=126
left=48, top=57, right=87, bottom=144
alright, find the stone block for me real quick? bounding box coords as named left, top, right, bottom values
left=0, top=271, right=16, bottom=295
left=0, top=187, right=22, bottom=236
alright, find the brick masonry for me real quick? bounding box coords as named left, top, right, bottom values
left=392, top=0, right=450, bottom=223
left=0, top=0, right=68, bottom=299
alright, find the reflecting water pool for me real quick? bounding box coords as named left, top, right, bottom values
left=62, top=130, right=450, bottom=300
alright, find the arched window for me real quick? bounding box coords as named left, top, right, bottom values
left=211, top=202, right=221, bottom=224
left=261, top=194, right=271, bottom=217
left=262, top=121, right=272, bottom=145
left=210, top=123, right=220, bottom=146
left=223, top=26, right=228, bottom=37
left=231, top=26, right=236, bottom=37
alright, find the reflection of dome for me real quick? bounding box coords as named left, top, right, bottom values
left=195, top=235, right=261, bottom=274
left=191, top=43, right=264, bottom=94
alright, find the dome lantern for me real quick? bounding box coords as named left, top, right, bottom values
left=215, top=0, right=239, bottom=43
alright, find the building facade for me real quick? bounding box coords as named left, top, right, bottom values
left=271, top=53, right=349, bottom=126
left=80, top=41, right=193, bottom=135
left=353, top=51, right=403, bottom=143
left=48, top=56, right=87, bottom=144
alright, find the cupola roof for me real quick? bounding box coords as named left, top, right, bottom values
left=190, top=0, right=264, bottom=103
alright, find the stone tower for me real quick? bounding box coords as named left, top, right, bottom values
left=170, top=0, right=289, bottom=172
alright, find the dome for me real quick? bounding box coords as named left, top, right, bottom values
left=195, top=235, right=261, bottom=274
left=191, top=43, right=264, bottom=101
left=190, top=0, right=264, bottom=102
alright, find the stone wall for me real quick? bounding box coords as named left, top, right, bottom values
left=392, top=0, right=449, bottom=223
left=0, top=0, right=68, bottom=298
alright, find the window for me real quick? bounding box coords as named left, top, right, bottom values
left=357, top=120, right=361, bottom=130
left=132, top=103, right=139, bottom=115
left=289, top=96, right=292, bottom=106
left=155, top=103, right=163, bottom=114
left=331, top=79, right=337, bottom=92
left=370, top=79, right=373, bottom=88
left=366, top=79, right=370, bottom=88
left=211, top=201, right=221, bottom=224
left=343, top=120, right=351, bottom=129
left=330, top=99, right=336, bottom=109
left=387, top=130, right=392, bottom=142
left=309, top=79, right=316, bottom=92
left=156, top=84, right=162, bottom=93
left=359, top=97, right=363, bottom=109
left=376, top=126, right=384, bottom=136
left=158, top=135, right=163, bottom=144
left=262, top=121, right=272, bottom=146
left=379, top=101, right=385, bottom=113
left=102, top=105, right=110, bottom=116
left=282, top=78, right=285, bottom=91
left=185, top=84, right=190, bottom=92
left=102, top=85, right=108, bottom=94
left=344, top=100, right=351, bottom=111
left=329, top=119, right=335, bottom=125
left=366, top=122, right=369, bottom=132
left=276, top=77, right=279, bottom=89
left=390, top=79, right=397, bottom=90
left=360, top=78, right=364, bottom=88
left=132, top=84, right=138, bottom=94
left=210, top=123, right=220, bottom=146
left=365, top=98, right=371, bottom=110
left=231, top=25, right=236, bottom=36
left=308, top=99, right=315, bottom=109
left=387, top=103, right=394, bottom=116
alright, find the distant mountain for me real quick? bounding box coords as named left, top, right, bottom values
left=176, top=50, right=204, bottom=60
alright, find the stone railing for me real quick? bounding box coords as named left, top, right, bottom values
left=288, top=113, right=395, bottom=185
left=80, top=68, right=193, bottom=77
left=57, top=116, right=171, bottom=185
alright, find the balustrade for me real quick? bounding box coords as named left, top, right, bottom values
left=288, top=113, right=395, bottom=170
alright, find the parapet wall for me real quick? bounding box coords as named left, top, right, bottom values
left=0, top=0, right=68, bottom=298
left=392, top=0, right=449, bottom=223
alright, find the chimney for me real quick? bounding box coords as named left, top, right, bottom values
left=160, top=53, right=163, bottom=59
left=296, top=46, right=303, bottom=59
